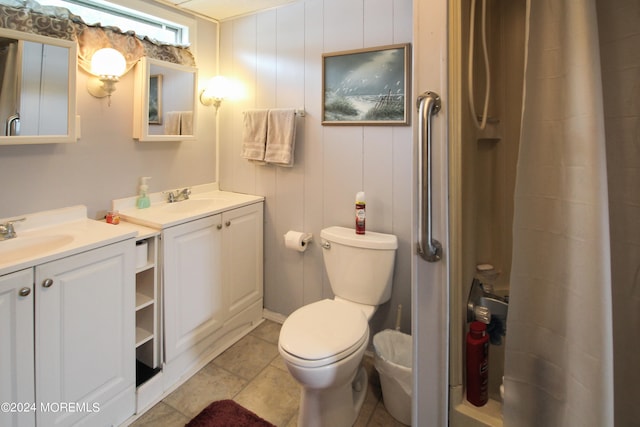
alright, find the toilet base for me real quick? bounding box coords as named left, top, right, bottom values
left=297, top=365, right=368, bottom=427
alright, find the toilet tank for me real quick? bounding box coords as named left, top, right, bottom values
left=320, top=226, right=398, bottom=306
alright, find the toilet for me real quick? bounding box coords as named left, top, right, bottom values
left=278, top=226, right=398, bottom=427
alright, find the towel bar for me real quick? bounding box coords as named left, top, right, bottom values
left=242, top=108, right=305, bottom=117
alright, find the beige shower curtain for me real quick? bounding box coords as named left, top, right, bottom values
left=597, top=0, right=640, bottom=425
left=504, top=0, right=615, bottom=425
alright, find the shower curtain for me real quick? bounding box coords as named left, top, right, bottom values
left=504, top=0, right=615, bottom=426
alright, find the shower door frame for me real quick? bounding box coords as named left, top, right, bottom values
left=412, top=0, right=450, bottom=425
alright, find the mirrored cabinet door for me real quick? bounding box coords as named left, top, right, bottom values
left=133, top=57, right=197, bottom=142
left=0, top=28, right=78, bottom=145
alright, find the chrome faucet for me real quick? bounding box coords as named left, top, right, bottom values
left=0, top=217, right=26, bottom=241
left=467, top=278, right=509, bottom=344
left=165, top=187, right=192, bottom=203
left=467, top=278, right=509, bottom=322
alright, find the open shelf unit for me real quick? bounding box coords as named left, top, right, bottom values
left=133, top=230, right=161, bottom=385
left=115, top=221, right=163, bottom=393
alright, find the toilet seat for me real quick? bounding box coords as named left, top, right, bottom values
left=279, top=299, right=369, bottom=368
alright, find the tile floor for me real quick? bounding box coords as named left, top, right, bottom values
left=130, top=320, right=407, bottom=427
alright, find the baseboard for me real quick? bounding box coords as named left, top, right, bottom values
left=262, top=308, right=286, bottom=324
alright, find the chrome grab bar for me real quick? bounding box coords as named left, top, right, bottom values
left=416, top=91, right=442, bottom=262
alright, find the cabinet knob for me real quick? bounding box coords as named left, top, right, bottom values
left=18, top=287, right=31, bottom=297
left=217, top=224, right=222, bottom=230
left=42, top=278, right=54, bottom=288
left=225, top=221, right=231, bottom=227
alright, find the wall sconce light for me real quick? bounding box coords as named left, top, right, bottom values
left=87, top=48, right=127, bottom=106
left=200, top=76, right=230, bottom=112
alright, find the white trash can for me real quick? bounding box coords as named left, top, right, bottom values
left=373, top=329, right=412, bottom=425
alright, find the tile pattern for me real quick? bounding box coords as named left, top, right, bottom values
left=130, top=320, right=408, bottom=426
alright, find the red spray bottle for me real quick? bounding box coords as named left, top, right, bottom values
left=466, top=321, right=489, bottom=406
left=355, top=191, right=366, bottom=234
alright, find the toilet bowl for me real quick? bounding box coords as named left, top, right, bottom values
left=278, top=226, right=398, bottom=427
left=279, top=299, right=370, bottom=427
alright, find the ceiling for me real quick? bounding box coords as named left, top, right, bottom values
left=159, top=0, right=299, bottom=21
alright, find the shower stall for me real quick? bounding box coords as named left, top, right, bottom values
left=448, top=0, right=526, bottom=424
left=444, top=0, right=640, bottom=425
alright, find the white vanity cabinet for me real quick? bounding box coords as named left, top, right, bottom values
left=0, top=239, right=135, bottom=427
left=162, top=202, right=264, bottom=377
left=35, top=239, right=135, bottom=427
left=163, top=213, right=224, bottom=363
left=114, top=188, right=265, bottom=398
left=224, top=202, right=264, bottom=319
left=0, top=269, right=35, bottom=427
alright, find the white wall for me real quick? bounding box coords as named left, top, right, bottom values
left=0, top=5, right=218, bottom=220
left=218, top=0, right=413, bottom=333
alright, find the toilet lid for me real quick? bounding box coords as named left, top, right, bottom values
left=279, top=299, right=369, bottom=363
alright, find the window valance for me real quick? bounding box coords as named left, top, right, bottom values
left=0, top=0, right=196, bottom=75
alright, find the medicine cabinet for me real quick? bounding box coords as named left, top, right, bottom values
left=133, top=57, right=198, bottom=142
left=0, top=28, right=78, bottom=145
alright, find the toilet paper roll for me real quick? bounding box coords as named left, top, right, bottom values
left=284, top=230, right=312, bottom=252
left=135, top=240, right=148, bottom=269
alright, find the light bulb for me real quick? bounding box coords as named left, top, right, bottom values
left=91, top=48, right=126, bottom=78
left=203, top=76, right=230, bottom=101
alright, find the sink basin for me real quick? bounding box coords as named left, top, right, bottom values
left=159, top=198, right=222, bottom=214
left=0, top=234, right=74, bottom=264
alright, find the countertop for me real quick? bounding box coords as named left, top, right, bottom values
left=113, top=183, right=264, bottom=229
left=0, top=205, right=137, bottom=276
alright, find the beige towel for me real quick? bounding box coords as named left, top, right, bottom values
left=180, top=111, right=193, bottom=135
left=264, top=109, right=297, bottom=167
left=241, top=109, right=269, bottom=161
left=165, top=111, right=180, bottom=135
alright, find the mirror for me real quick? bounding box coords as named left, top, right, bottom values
left=0, top=28, right=77, bottom=145
left=133, top=57, right=197, bottom=142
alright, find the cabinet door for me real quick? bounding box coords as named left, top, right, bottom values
left=224, top=202, right=264, bottom=318
left=0, top=269, right=35, bottom=427
left=163, top=214, right=223, bottom=362
left=35, top=240, right=135, bottom=427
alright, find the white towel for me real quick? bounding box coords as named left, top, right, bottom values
left=241, top=109, right=269, bottom=161
left=165, top=111, right=180, bottom=135
left=180, top=111, right=193, bottom=135
left=264, top=108, right=297, bottom=167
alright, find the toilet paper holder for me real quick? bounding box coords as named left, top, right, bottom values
left=283, top=230, right=314, bottom=252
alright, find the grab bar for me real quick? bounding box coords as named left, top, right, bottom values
left=417, top=91, right=442, bottom=262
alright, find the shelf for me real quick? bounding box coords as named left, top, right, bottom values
left=136, top=262, right=155, bottom=274
left=129, top=231, right=161, bottom=391
left=136, top=292, right=154, bottom=310
left=136, top=269, right=155, bottom=300
left=136, top=359, right=161, bottom=387
left=136, top=327, right=153, bottom=347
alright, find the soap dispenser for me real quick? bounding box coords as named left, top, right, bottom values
left=136, top=176, right=151, bottom=209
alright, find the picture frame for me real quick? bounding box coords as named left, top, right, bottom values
left=322, top=43, right=411, bottom=126
left=148, top=74, right=163, bottom=124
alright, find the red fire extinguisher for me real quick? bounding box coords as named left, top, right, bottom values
left=466, top=321, right=489, bottom=406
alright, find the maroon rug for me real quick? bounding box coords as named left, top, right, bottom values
left=185, top=399, right=276, bottom=427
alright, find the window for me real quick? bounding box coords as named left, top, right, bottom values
left=38, top=0, right=189, bottom=45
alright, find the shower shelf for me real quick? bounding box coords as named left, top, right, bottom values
left=476, top=116, right=500, bottom=124
left=474, top=115, right=502, bottom=142
left=477, top=137, right=501, bottom=144
left=476, top=124, right=502, bottom=142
